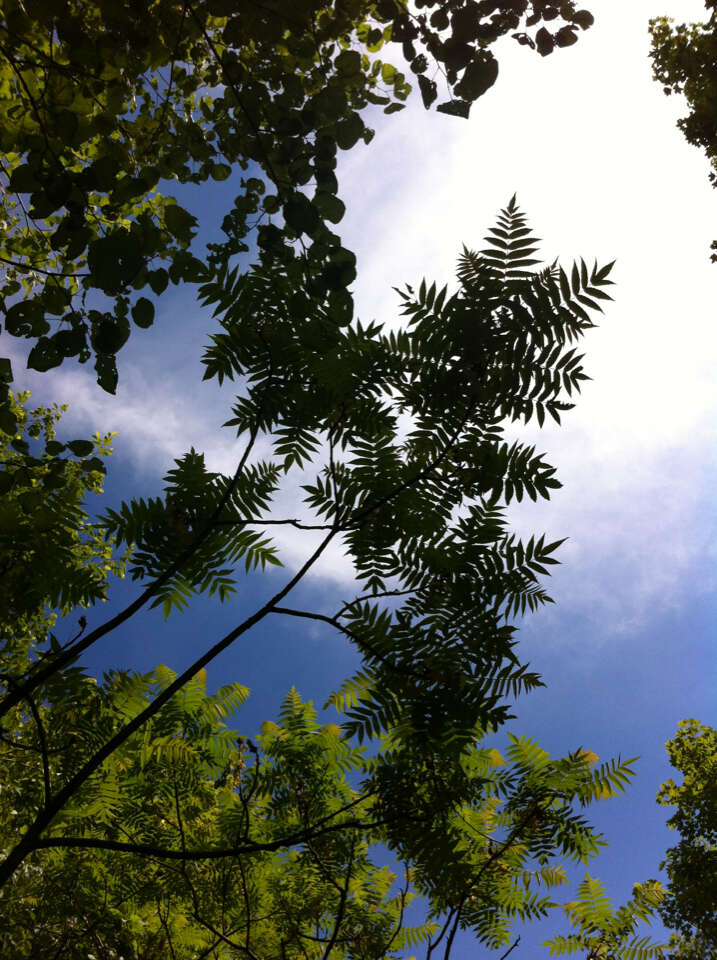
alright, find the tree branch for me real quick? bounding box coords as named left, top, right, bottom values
left=0, top=520, right=338, bottom=887
left=320, top=834, right=356, bottom=960
left=0, top=425, right=260, bottom=722
left=32, top=816, right=375, bottom=861
left=0, top=253, right=89, bottom=277
left=443, top=894, right=466, bottom=960
left=212, top=517, right=334, bottom=531
left=271, top=606, right=425, bottom=684
left=499, top=936, right=521, bottom=960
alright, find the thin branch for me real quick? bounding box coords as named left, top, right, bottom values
left=191, top=913, right=262, bottom=960
left=29, top=617, right=88, bottom=677
left=157, top=897, right=179, bottom=960
left=212, top=517, right=334, bottom=531
left=146, top=3, right=188, bottom=155
left=0, top=730, right=63, bottom=755
left=320, top=834, right=356, bottom=960
left=0, top=253, right=89, bottom=278
left=349, top=404, right=475, bottom=530
left=426, top=909, right=456, bottom=960
left=381, top=865, right=411, bottom=956
left=443, top=894, right=466, bottom=960
left=0, top=521, right=339, bottom=887
left=237, top=855, right=253, bottom=958
left=173, top=779, right=187, bottom=855
left=185, top=3, right=286, bottom=197
left=271, top=606, right=424, bottom=683
left=30, top=817, right=368, bottom=860
left=0, top=425, right=260, bottom=722
left=335, top=588, right=417, bottom=618
left=498, top=936, right=521, bottom=960
left=195, top=936, right=225, bottom=960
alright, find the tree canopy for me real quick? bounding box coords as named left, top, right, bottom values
left=0, top=3, right=685, bottom=958
left=649, top=2, right=717, bottom=260
left=0, top=650, right=661, bottom=960
left=0, top=390, right=126, bottom=673
left=0, top=207, right=667, bottom=959
left=0, top=399, right=665, bottom=958
left=0, top=0, right=595, bottom=400
left=654, top=719, right=717, bottom=960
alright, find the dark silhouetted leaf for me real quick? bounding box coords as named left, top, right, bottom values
left=131, top=297, right=155, bottom=329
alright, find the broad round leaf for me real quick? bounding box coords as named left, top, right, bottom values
left=27, top=337, right=62, bottom=372
left=164, top=204, right=197, bottom=243
left=131, top=297, right=155, bottom=329
left=66, top=440, right=95, bottom=457
left=88, top=232, right=143, bottom=293
left=283, top=194, right=320, bottom=236
left=312, top=192, right=346, bottom=225
left=210, top=162, right=232, bottom=181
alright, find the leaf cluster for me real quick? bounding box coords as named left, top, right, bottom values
left=649, top=5, right=717, bottom=261
left=0, top=0, right=594, bottom=399
left=0, top=391, right=127, bottom=674
left=652, top=719, right=717, bottom=955
left=0, top=203, right=663, bottom=960
left=0, top=667, right=664, bottom=960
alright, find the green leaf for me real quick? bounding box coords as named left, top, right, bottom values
left=0, top=403, right=17, bottom=436
left=87, top=232, right=143, bottom=293
left=381, top=62, right=397, bottom=84
left=147, top=269, right=169, bottom=295
left=169, top=251, right=206, bottom=283
left=312, top=192, right=346, bottom=224
left=323, top=246, right=357, bottom=289
left=86, top=154, right=120, bottom=192
left=210, top=162, right=232, bottom=181
left=0, top=358, right=12, bottom=383
left=95, top=353, right=118, bottom=394
left=0, top=468, right=15, bottom=493
left=66, top=440, right=95, bottom=457
left=436, top=99, right=471, bottom=119
left=335, top=49, right=361, bottom=76
left=283, top=194, right=320, bottom=236
left=131, top=297, right=155, bottom=329
left=90, top=311, right=130, bottom=355
left=27, top=337, right=62, bottom=372
left=335, top=112, right=364, bottom=150
left=455, top=54, right=499, bottom=101
left=81, top=456, right=105, bottom=473
left=8, top=164, right=41, bottom=193
left=51, top=328, right=87, bottom=358
left=164, top=204, right=197, bottom=243
left=5, top=301, right=49, bottom=338
left=418, top=74, right=438, bottom=108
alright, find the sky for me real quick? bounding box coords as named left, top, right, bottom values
left=8, top=0, right=716, bottom=955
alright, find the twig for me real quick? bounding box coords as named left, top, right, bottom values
left=499, top=936, right=521, bottom=960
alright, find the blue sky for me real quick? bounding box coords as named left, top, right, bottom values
left=9, top=0, right=716, bottom=954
